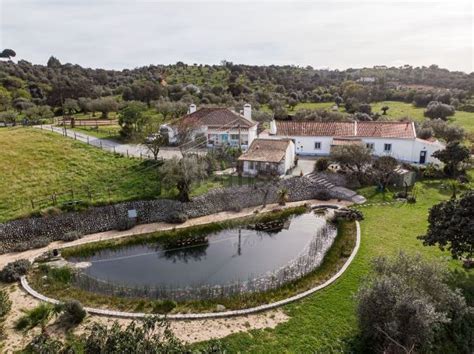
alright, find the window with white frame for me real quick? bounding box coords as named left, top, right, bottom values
left=248, top=161, right=255, bottom=169
left=366, top=143, right=374, bottom=150
left=384, top=143, right=392, bottom=152
left=314, top=142, right=322, bottom=150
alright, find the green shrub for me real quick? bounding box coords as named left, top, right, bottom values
left=60, top=231, right=82, bottom=242
left=315, top=158, right=329, bottom=172
left=48, top=267, right=73, bottom=284
left=15, top=303, right=54, bottom=330
left=23, top=331, right=63, bottom=353
left=167, top=212, right=188, bottom=224
left=0, top=289, right=12, bottom=319
left=152, top=300, right=177, bottom=314
left=0, top=259, right=31, bottom=283
left=11, top=238, right=50, bottom=253
left=60, top=300, right=86, bottom=325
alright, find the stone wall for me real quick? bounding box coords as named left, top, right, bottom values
left=0, top=176, right=343, bottom=254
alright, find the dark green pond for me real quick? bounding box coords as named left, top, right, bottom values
left=70, top=212, right=336, bottom=292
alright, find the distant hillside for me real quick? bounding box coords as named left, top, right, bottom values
left=0, top=59, right=472, bottom=107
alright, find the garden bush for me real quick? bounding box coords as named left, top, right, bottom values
left=167, top=212, right=188, bottom=224
left=0, top=289, right=12, bottom=319
left=152, top=300, right=177, bottom=314
left=60, top=230, right=83, bottom=242
left=356, top=253, right=473, bottom=353
left=59, top=300, right=87, bottom=325
left=15, top=303, right=54, bottom=330
left=10, top=237, right=50, bottom=253
left=0, top=259, right=31, bottom=282
left=314, top=158, right=329, bottom=172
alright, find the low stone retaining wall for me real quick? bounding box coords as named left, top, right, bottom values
left=21, top=220, right=360, bottom=320
left=0, top=176, right=345, bottom=254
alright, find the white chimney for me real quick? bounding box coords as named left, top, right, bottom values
left=188, top=103, right=197, bottom=114
left=269, top=119, right=277, bottom=135
left=243, top=103, right=252, bottom=121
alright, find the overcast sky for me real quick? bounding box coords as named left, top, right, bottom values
left=1, top=0, right=472, bottom=73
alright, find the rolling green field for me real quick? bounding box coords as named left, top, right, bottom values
left=206, top=176, right=473, bottom=352
left=0, top=128, right=235, bottom=222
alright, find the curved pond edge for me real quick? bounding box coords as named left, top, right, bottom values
left=21, top=219, right=360, bottom=320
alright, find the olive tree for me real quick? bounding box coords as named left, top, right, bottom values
left=160, top=156, right=208, bottom=202
left=433, top=142, right=470, bottom=177
left=421, top=119, right=465, bottom=143
left=91, top=97, right=118, bottom=119
left=63, top=98, right=79, bottom=115
left=24, top=105, right=54, bottom=124
left=424, top=101, right=455, bottom=120
left=357, top=252, right=472, bottom=353
left=370, top=156, right=398, bottom=191
left=0, top=110, right=18, bottom=125
left=118, top=101, right=148, bottom=139
left=330, top=145, right=372, bottom=173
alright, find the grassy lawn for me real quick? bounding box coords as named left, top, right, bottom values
left=372, top=101, right=474, bottom=133
left=208, top=176, right=473, bottom=352
left=69, top=125, right=122, bottom=140
left=0, top=128, right=239, bottom=222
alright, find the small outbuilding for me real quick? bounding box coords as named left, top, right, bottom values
left=238, top=138, right=295, bottom=177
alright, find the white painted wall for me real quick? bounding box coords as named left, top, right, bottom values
left=291, top=136, right=334, bottom=156
left=284, top=140, right=296, bottom=172
left=276, top=134, right=444, bottom=164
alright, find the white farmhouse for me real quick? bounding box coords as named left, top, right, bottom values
left=173, top=104, right=258, bottom=150
left=269, top=120, right=444, bottom=164
left=238, top=138, right=296, bottom=176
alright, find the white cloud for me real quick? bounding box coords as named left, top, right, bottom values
left=1, top=0, right=472, bottom=72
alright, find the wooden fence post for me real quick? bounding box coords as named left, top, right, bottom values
left=31, top=199, right=35, bottom=209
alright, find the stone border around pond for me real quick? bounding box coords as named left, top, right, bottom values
left=20, top=219, right=360, bottom=320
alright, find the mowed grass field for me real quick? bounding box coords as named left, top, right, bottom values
left=0, top=128, right=162, bottom=222
left=204, top=176, right=473, bottom=352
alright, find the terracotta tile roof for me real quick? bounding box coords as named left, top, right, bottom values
left=276, top=121, right=354, bottom=137
left=275, top=121, right=416, bottom=139
left=181, top=108, right=257, bottom=129
left=238, top=139, right=292, bottom=163
left=356, top=121, right=415, bottom=139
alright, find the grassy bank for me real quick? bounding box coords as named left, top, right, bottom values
left=200, top=176, right=473, bottom=352
left=28, top=207, right=357, bottom=314
left=0, top=128, right=248, bottom=222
